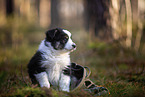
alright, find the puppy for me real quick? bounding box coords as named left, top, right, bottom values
left=27, top=28, right=76, bottom=92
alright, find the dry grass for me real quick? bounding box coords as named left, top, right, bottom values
left=0, top=22, right=144, bottom=97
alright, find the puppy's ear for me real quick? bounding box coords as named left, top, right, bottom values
left=45, top=29, right=57, bottom=41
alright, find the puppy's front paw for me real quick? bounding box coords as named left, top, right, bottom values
left=62, top=63, right=77, bottom=76
left=62, top=66, right=71, bottom=76
left=60, top=88, right=70, bottom=92
left=41, top=83, right=50, bottom=88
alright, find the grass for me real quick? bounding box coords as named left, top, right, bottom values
left=0, top=22, right=144, bottom=97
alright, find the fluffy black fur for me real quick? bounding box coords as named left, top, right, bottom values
left=27, top=51, right=46, bottom=84
left=45, top=28, right=69, bottom=50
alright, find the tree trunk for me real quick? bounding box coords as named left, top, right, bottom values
left=125, top=0, right=132, bottom=47
left=5, top=0, right=14, bottom=16
left=134, top=0, right=144, bottom=51
left=110, top=0, right=120, bottom=40
left=50, top=0, right=60, bottom=28
left=39, top=0, right=51, bottom=28
left=84, top=0, right=111, bottom=41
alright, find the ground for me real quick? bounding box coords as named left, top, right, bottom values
left=0, top=25, right=144, bottom=97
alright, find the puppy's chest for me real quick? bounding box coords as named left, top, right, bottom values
left=43, top=56, right=70, bottom=67
left=42, top=55, right=70, bottom=85
left=41, top=54, right=70, bottom=74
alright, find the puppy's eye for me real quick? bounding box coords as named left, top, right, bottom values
left=61, top=38, right=68, bottom=43
left=64, top=38, right=68, bottom=42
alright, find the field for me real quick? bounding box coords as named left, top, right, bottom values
left=0, top=22, right=144, bottom=97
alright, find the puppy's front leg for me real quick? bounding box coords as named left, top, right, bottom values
left=34, top=72, right=50, bottom=88
left=59, top=73, right=70, bottom=92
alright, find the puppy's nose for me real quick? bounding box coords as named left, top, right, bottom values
left=72, top=44, right=76, bottom=48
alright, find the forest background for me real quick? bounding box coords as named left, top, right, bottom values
left=0, top=0, right=144, bottom=97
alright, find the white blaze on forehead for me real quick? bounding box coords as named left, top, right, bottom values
left=63, top=30, right=71, bottom=37
left=63, top=29, right=76, bottom=51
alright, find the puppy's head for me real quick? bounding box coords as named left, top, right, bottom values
left=45, top=28, right=76, bottom=52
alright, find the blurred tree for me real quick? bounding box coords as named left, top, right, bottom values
left=84, top=0, right=111, bottom=41
left=125, top=0, right=132, bottom=47
left=110, top=0, right=121, bottom=40
left=84, top=0, right=145, bottom=51
left=3, top=0, right=14, bottom=46
left=134, top=0, right=145, bottom=51
left=5, top=0, right=14, bottom=16
left=39, top=0, right=51, bottom=28
left=50, top=0, right=60, bottom=28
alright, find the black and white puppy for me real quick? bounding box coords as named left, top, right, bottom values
left=27, top=28, right=76, bottom=92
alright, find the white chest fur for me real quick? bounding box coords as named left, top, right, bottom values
left=38, top=40, right=71, bottom=90
left=41, top=53, right=70, bottom=86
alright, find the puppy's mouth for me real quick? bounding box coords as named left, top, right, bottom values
left=65, top=47, right=76, bottom=52
left=70, top=48, right=76, bottom=52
